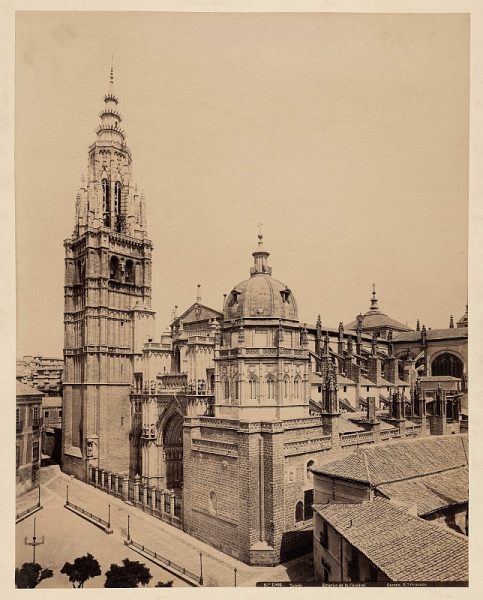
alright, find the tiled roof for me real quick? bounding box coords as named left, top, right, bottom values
left=393, top=327, right=468, bottom=342
left=16, top=381, right=43, bottom=396
left=313, top=498, right=468, bottom=582
left=346, top=312, right=411, bottom=332
left=42, top=396, right=62, bottom=408
left=377, top=467, right=468, bottom=516
left=338, top=413, right=368, bottom=434
left=312, top=434, right=468, bottom=486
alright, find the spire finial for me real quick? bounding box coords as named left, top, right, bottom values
left=109, top=54, right=114, bottom=91
left=250, top=225, right=271, bottom=276
left=370, top=283, right=379, bottom=311
left=196, top=284, right=202, bottom=303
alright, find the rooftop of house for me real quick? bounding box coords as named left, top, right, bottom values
left=312, top=434, right=468, bottom=486
left=42, top=396, right=63, bottom=409
left=313, top=497, right=468, bottom=582
left=377, top=466, right=468, bottom=517
left=16, top=381, right=44, bottom=397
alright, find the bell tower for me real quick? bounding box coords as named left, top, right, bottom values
left=62, top=68, right=155, bottom=481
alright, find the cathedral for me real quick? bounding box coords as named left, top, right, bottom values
left=62, top=72, right=468, bottom=566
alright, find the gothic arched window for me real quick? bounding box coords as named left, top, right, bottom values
left=224, top=379, right=230, bottom=400
left=306, top=460, right=315, bottom=482
left=267, top=376, right=275, bottom=400
left=114, top=181, right=122, bottom=232
left=110, top=255, right=119, bottom=280
left=284, top=376, right=289, bottom=398
left=294, top=377, right=300, bottom=399
left=232, top=378, right=239, bottom=401
left=248, top=376, right=257, bottom=400
left=209, top=491, right=217, bottom=515
left=125, top=260, right=135, bottom=284
left=102, top=179, right=110, bottom=227
left=431, top=353, right=463, bottom=378
left=295, top=501, right=304, bottom=523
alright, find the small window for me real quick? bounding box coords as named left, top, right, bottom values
left=248, top=377, right=257, bottom=400
left=59, top=409, right=62, bottom=418
left=343, top=386, right=347, bottom=393
left=320, top=520, right=329, bottom=549
left=32, top=442, right=39, bottom=463
left=209, top=491, right=217, bottom=515
left=304, top=489, right=314, bottom=520
left=295, top=501, right=304, bottom=523
left=44, top=410, right=50, bottom=419
left=125, top=260, right=135, bottom=284
left=366, top=386, right=370, bottom=392
left=224, top=380, right=230, bottom=400
left=306, top=460, right=315, bottom=482
left=110, top=256, right=120, bottom=280
left=267, top=377, right=275, bottom=399
left=318, top=385, right=322, bottom=393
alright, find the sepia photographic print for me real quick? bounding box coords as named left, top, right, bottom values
left=5, top=0, right=482, bottom=595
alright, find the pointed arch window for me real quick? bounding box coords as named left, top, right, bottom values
left=294, top=377, right=300, bottom=399
left=248, top=376, right=257, bottom=401
left=114, top=181, right=122, bottom=232
left=232, top=378, right=239, bottom=401
left=284, top=376, right=290, bottom=399
left=295, top=501, right=304, bottom=523
left=125, top=259, right=135, bottom=284
left=224, top=379, right=230, bottom=400
left=102, top=179, right=111, bottom=227
left=266, top=376, right=275, bottom=400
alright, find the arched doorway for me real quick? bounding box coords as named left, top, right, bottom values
left=163, top=412, right=184, bottom=491
left=431, top=353, right=463, bottom=378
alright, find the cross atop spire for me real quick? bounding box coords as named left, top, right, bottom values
left=250, top=226, right=272, bottom=276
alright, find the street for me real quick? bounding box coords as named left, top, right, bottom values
left=16, top=465, right=314, bottom=588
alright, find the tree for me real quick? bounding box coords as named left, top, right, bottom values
left=155, top=580, right=174, bottom=587
left=60, top=553, right=101, bottom=588
left=104, top=558, right=152, bottom=588
left=15, top=562, right=53, bottom=589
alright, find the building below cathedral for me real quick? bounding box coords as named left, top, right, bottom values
left=60, top=71, right=469, bottom=570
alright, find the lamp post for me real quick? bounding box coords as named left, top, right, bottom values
left=127, top=514, right=130, bottom=542
left=234, top=567, right=237, bottom=587
left=24, top=517, right=44, bottom=564
left=108, top=504, right=111, bottom=529
left=199, top=552, right=203, bottom=586
left=38, top=485, right=41, bottom=508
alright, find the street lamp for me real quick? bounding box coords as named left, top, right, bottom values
left=199, top=552, right=203, bottom=586
left=127, top=514, right=130, bottom=542
left=234, top=567, right=237, bottom=587
left=24, top=517, right=45, bottom=564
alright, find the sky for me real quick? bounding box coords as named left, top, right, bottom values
left=15, top=11, right=469, bottom=358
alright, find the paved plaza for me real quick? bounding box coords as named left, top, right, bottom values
left=15, top=465, right=314, bottom=588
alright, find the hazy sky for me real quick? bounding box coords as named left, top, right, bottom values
left=15, top=11, right=469, bottom=358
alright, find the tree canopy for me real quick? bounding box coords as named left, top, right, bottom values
left=104, top=558, right=152, bottom=588
left=60, top=553, right=101, bottom=588
left=15, top=562, right=53, bottom=589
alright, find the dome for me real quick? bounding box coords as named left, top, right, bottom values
left=346, top=285, right=411, bottom=333
left=224, top=234, right=298, bottom=322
